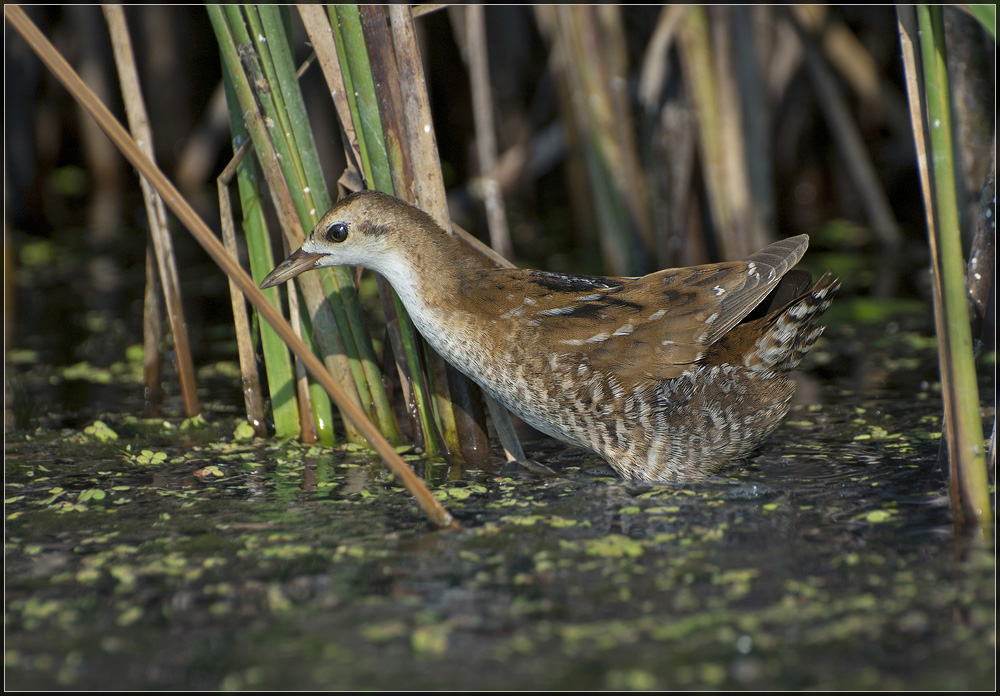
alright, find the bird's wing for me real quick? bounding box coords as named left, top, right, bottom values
left=467, top=235, right=810, bottom=381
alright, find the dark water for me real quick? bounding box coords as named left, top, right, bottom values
left=4, top=316, right=995, bottom=690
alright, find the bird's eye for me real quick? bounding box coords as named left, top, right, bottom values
left=326, top=223, right=348, bottom=243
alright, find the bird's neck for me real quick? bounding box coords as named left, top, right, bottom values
left=372, top=224, right=494, bottom=337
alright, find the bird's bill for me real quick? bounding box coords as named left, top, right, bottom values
left=259, top=247, right=325, bottom=289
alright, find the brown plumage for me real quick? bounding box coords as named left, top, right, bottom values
left=262, top=190, right=839, bottom=481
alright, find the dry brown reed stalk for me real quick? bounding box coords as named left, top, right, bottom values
left=102, top=5, right=201, bottom=417
left=217, top=146, right=268, bottom=436
left=387, top=5, right=526, bottom=464
left=465, top=5, right=515, bottom=260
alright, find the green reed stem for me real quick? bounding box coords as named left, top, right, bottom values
left=209, top=4, right=402, bottom=445
left=221, top=70, right=300, bottom=439
left=331, top=4, right=446, bottom=457
left=910, top=5, right=991, bottom=531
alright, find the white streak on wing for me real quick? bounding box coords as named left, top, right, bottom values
left=538, top=306, right=577, bottom=317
